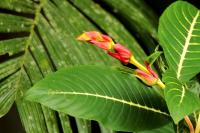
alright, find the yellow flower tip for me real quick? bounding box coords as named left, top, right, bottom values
left=77, top=31, right=115, bottom=50
left=130, top=56, right=136, bottom=63
left=76, top=33, right=91, bottom=41
left=108, top=41, right=115, bottom=50
left=156, top=79, right=165, bottom=89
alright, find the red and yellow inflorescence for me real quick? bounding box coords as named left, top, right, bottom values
left=77, top=31, right=164, bottom=88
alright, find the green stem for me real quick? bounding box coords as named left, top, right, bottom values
left=130, top=56, right=165, bottom=89
left=130, top=56, right=149, bottom=73
left=156, top=79, right=165, bottom=89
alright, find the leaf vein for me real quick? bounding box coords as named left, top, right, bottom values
left=177, top=11, right=200, bottom=79
left=48, top=91, right=169, bottom=116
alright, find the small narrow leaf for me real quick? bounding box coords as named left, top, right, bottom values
left=25, top=66, right=170, bottom=132
left=163, top=70, right=200, bottom=123
left=158, top=1, right=200, bottom=82
left=146, top=51, right=162, bottom=66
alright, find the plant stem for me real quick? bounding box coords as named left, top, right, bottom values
left=130, top=56, right=165, bottom=89
left=195, top=113, right=200, bottom=133
left=156, top=79, right=165, bottom=89
left=185, top=116, right=194, bottom=133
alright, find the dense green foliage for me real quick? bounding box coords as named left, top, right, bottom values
left=0, top=0, right=199, bottom=133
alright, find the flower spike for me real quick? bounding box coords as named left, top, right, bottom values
left=77, top=31, right=166, bottom=89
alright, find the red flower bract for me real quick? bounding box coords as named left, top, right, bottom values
left=108, top=43, right=132, bottom=63
left=135, top=69, right=158, bottom=86
left=144, top=61, right=158, bottom=79
left=77, top=31, right=113, bottom=50
left=89, top=40, right=112, bottom=50
left=134, top=61, right=159, bottom=86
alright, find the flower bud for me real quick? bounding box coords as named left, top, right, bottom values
left=144, top=61, right=158, bottom=78
left=108, top=43, right=132, bottom=63
left=134, top=62, right=159, bottom=86
left=135, top=69, right=158, bottom=86
left=77, top=31, right=114, bottom=50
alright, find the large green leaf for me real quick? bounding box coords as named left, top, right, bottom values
left=25, top=66, right=170, bottom=132
left=158, top=1, right=200, bottom=82
left=0, top=0, right=109, bottom=132
left=0, top=0, right=150, bottom=132
left=163, top=70, right=200, bottom=123
left=0, top=0, right=110, bottom=119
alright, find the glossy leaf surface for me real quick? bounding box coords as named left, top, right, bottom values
left=158, top=1, right=200, bottom=82
left=25, top=66, right=170, bottom=132
left=163, top=70, right=200, bottom=123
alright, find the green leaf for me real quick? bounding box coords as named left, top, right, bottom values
left=146, top=50, right=163, bottom=66
left=0, top=0, right=148, bottom=119
left=0, top=0, right=111, bottom=119
left=25, top=65, right=170, bottom=132
left=16, top=70, right=60, bottom=133
left=99, top=0, right=158, bottom=52
left=0, top=0, right=37, bottom=14
left=0, top=0, right=151, bottom=132
left=158, top=1, right=200, bottom=82
left=138, top=122, right=175, bottom=133
left=58, top=113, right=73, bottom=133
left=99, top=124, right=116, bottom=133
left=163, top=70, right=200, bottom=123
left=0, top=0, right=170, bottom=132
left=75, top=118, right=91, bottom=133
left=186, top=77, right=200, bottom=96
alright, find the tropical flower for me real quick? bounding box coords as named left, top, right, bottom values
left=144, top=61, right=158, bottom=78
left=108, top=43, right=132, bottom=64
left=134, top=61, right=158, bottom=86
left=77, top=31, right=165, bottom=88
left=135, top=69, right=158, bottom=86
left=77, top=31, right=114, bottom=50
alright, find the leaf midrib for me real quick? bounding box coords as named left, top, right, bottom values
left=48, top=91, right=169, bottom=116
left=14, top=0, right=46, bottom=98
left=177, top=11, right=200, bottom=79
left=179, top=86, right=185, bottom=105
